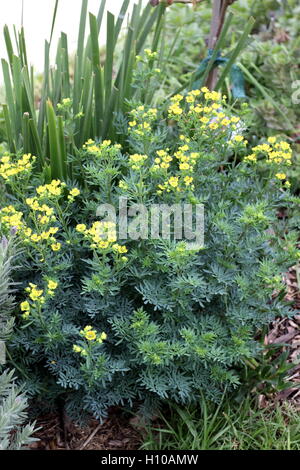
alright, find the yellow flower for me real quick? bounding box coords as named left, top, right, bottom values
left=168, top=177, right=179, bottom=188
left=48, top=280, right=58, bottom=291
left=39, top=215, right=50, bottom=225
left=179, top=163, right=190, bottom=171
left=20, top=301, right=30, bottom=312
left=118, top=181, right=128, bottom=190
left=160, top=162, right=170, bottom=169
left=76, top=224, right=86, bottom=233
left=70, top=188, right=80, bottom=197
left=85, top=330, right=97, bottom=341
left=171, top=94, right=183, bottom=102
left=51, top=242, right=61, bottom=252
left=73, top=345, right=82, bottom=353
left=234, top=135, right=244, bottom=143
left=200, top=117, right=209, bottom=124
left=279, top=141, right=291, bottom=151
left=168, top=104, right=183, bottom=116
left=184, top=176, right=193, bottom=186
left=275, top=173, right=286, bottom=180
left=268, top=136, right=276, bottom=144
left=81, top=326, right=92, bottom=333
left=98, top=332, right=107, bottom=344
left=29, top=288, right=43, bottom=301
left=31, top=234, right=41, bottom=243
left=244, top=153, right=257, bottom=163
left=112, top=244, right=128, bottom=254
left=186, top=95, right=195, bottom=103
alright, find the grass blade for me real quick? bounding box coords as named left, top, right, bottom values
left=50, top=0, right=59, bottom=45
left=46, top=100, right=67, bottom=180
left=238, top=62, right=295, bottom=131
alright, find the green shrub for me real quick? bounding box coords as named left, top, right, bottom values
left=0, top=86, right=298, bottom=421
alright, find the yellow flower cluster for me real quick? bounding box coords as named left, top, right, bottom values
left=118, top=180, right=128, bottom=190
left=154, top=143, right=199, bottom=195
left=68, top=188, right=80, bottom=201
left=76, top=221, right=121, bottom=252
left=128, top=106, right=157, bottom=136
left=230, top=135, right=248, bottom=146
left=129, top=153, right=148, bottom=170
left=0, top=206, right=24, bottom=231
left=0, top=153, right=36, bottom=181
left=20, top=301, right=31, bottom=319
left=26, top=283, right=44, bottom=302
left=20, top=280, right=58, bottom=320
left=73, top=327, right=107, bottom=356
left=27, top=227, right=59, bottom=243
left=168, top=93, right=184, bottom=116
left=0, top=200, right=61, bottom=253
left=23, top=198, right=61, bottom=251
left=157, top=174, right=194, bottom=194
left=26, top=197, right=55, bottom=217
left=152, top=150, right=173, bottom=171
left=80, top=325, right=107, bottom=342
left=47, top=279, right=58, bottom=296
left=143, top=48, right=158, bottom=60
left=57, top=97, right=72, bottom=109
left=175, top=145, right=200, bottom=172
left=275, top=172, right=291, bottom=188
left=168, top=88, right=241, bottom=135
left=82, top=139, right=121, bottom=157
left=20, top=283, right=44, bottom=319
left=112, top=244, right=128, bottom=254
left=76, top=221, right=128, bottom=258
left=275, top=173, right=286, bottom=180
left=244, top=138, right=292, bottom=165
left=36, top=179, right=66, bottom=198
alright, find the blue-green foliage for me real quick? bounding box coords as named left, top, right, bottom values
left=1, top=96, right=298, bottom=422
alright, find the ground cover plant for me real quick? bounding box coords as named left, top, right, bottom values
left=141, top=397, right=300, bottom=450
left=0, top=79, right=298, bottom=422
left=0, top=235, right=37, bottom=450
left=0, top=369, right=38, bottom=450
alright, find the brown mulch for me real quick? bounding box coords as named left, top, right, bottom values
left=264, top=264, right=300, bottom=405
left=29, top=409, right=143, bottom=451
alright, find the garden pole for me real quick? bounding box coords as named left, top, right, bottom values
left=150, top=0, right=238, bottom=90
left=206, top=0, right=237, bottom=90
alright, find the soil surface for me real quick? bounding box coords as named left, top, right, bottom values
left=29, top=408, right=143, bottom=450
